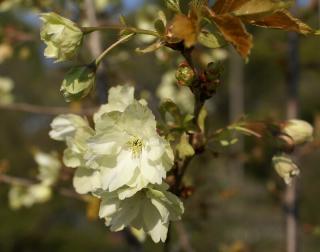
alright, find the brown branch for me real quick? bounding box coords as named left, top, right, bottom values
left=0, top=102, right=98, bottom=116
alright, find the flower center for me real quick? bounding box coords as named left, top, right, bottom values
left=127, top=136, right=144, bottom=158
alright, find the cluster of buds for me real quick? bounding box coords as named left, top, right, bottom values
left=175, top=61, right=222, bottom=101
left=198, top=61, right=222, bottom=100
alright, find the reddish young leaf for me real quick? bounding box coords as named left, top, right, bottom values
left=243, top=9, right=313, bottom=35
left=211, top=14, right=252, bottom=59
left=212, top=0, right=251, bottom=15
left=233, top=0, right=293, bottom=18
left=169, top=14, right=199, bottom=47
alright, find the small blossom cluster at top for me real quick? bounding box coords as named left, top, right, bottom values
left=49, top=85, right=184, bottom=243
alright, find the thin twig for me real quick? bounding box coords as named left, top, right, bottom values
left=0, top=102, right=97, bottom=116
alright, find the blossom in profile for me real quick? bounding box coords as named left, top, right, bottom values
left=49, top=114, right=101, bottom=194
left=98, top=184, right=184, bottom=243
left=34, top=151, right=61, bottom=186
left=40, top=12, right=83, bottom=62
left=272, top=154, right=300, bottom=185
left=282, top=119, right=313, bottom=145
left=9, top=184, right=52, bottom=210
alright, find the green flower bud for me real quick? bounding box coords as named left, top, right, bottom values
left=282, top=119, right=313, bottom=145
left=61, top=65, right=96, bottom=102
left=175, top=64, right=195, bottom=86
left=40, top=12, right=83, bottom=62
left=272, top=154, right=300, bottom=185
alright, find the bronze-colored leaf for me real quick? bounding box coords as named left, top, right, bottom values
left=212, top=14, right=252, bottom=59
left=243, top=9, right=313, bottom=35
left=233, top=0, right=293, bottom=18
left=169, top=14, right=199, bottom=47
left=212, top=0, right=251, bottom=15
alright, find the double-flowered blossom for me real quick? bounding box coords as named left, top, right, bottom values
left=40, top=12, right=83, bottom=62
left=49, top=114, right=101, bottom=194
left=49, top=85, right=184, bottom=242
left=98, top=183, right=183, bottom=243
left=87, top=99, right=174, bottom=194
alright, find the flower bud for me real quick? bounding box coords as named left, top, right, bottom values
left=205, top=61, right=222, bottom=81
left=60, top=64, right=96, bottom=102
left=272, top=154, right=300, bottom=185
left=40, top=12, right=83, bottom=62
left=282, top=119, right=313, bottom=145
left=175, top=64, right=195, bottom=86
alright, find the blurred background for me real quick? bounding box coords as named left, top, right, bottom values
left=0, top=0, right=320, bottom=251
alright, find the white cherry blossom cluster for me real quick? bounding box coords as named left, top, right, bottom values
left=9, top=151, right=61, bottom=209
left=49, top=85, right=184, bottom=243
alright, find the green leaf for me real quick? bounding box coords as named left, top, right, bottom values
left=177, top=133, right=195, bottom=159
left=190, top=0, right=208, bottom=10
left=158, top=10, right=167, bottom=26
left=160, top=100, right=182, bottom=125
left=154, top=20, right=166, bottom=35
left=197, top=106, right=208, bottom=132
left=136, top=40, right=164, bottom=54
left=164, top=0, right=181, bottom=13
left=198, top=30, right=223, bottom=49
left=220, top=138, right=238, bottom=146
left=154, top=11, right=167, bottom=36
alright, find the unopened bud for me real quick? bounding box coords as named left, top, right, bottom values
left=175, top=64, right=195, bottom=86
left=60, top=64, right=96, bottom=102
left=205, top=61, right=222, bottom=81
left=272, top=154, right=300, bottom=185
left=282, top=119, right=313, bottom=145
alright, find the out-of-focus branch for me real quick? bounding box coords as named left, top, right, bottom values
left=84, top=0, right=103, bottom=59
left=174, top=222, right=196, bottom=252
left=0, top=102, right=97, bottom=116
left=84, top=0, right=107, bottom=103
left=0, top=173, right=85, bottom=201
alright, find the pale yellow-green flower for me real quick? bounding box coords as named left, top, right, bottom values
left=40, top=12, right=83, bottom=62
left=272, top=154, right=300, bottom=185
left=93, top=85, right=135, bottom=123
left=0, top=77, right=14, bottom=104
left=86, top=100, right=174, bottom=193
left=9, top=184, right=52, bottom=210
left=34, top=151, right=61, bottom=186
left=49, top=114, right=101, bottom=194
left=49, top=85, right=181, bottom=243
left=98, top=183, right=184, bottom=243
left=282, top=119, right=314, bottom=145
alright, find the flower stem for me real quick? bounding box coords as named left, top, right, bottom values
left=95, top=33, right=135, bottom=66
left=82, top=25, right=160, bottom=37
